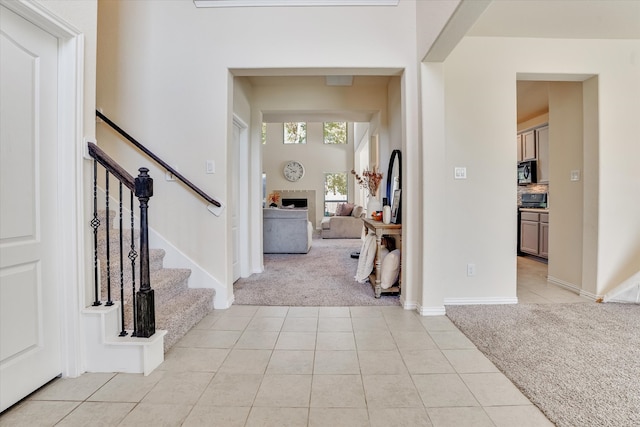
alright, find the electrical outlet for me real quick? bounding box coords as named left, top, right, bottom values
left=454, top=167, right=467, bottom=180
left=467, top=263, right=476, bottom=277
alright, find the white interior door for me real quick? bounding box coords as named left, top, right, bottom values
left=0, top=5, right=62, bottom=411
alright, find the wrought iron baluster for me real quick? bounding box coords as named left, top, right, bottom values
left=129, top=190, right=138, bottom=337
left=118, top=182, right=127, bottom=337
left=91, top=159, right=102, bottom=307
left=105, top=171, right=113, bottom=306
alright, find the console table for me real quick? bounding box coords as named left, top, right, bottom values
left=362, top=218, right=402, bottom=298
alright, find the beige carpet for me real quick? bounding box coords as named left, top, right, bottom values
left=446, top=302, right=640, bottom=427
left=233, top=235, right=400, bottom=306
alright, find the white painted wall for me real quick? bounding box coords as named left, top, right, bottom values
left=548, top=82, right=584, bottom=290
left=416, top=0, right=461, bottom=60
left=262, top=122, right=355, bottom=229
left=581, top=76, right=599, bottom=298
left=96, top=0, right=426, bottom=308
left=95, top=1, right=638, bottom=311
left=422, top=37, right=640, bottom=311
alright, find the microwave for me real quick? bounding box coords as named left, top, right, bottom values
left=518, top=160, right=537, bottom=185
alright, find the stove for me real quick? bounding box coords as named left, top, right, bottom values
left=520, top=193, right=547, bottom=209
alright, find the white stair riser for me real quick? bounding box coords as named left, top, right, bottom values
left=82, top=303, right=165, bottom=376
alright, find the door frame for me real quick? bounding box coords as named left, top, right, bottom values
left=2, top=0, right=85, bottom=378
left=232, top=115, right=251, bottom=279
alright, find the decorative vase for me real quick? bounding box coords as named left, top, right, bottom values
left=383, top=205, right=391, bottom=224
left=367, top=196, right=382, bottom=217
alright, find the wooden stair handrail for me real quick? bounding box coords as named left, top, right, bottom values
left=87, top=142, right=135, bottom=191
left=96, top=110, right=222, bottom=208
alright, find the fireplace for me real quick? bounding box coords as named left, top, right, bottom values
left=276, top=190, right=316, bottom=229
left=281, top=198, right=308, bottom=208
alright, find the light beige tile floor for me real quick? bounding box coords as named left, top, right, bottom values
left=517, top=255, right=591, bottom=303
left=2, top=257, right=581, bottom=426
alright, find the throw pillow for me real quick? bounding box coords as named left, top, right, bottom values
left=380, top=249, right=401, bottom=289
left=335, top=203, right=345, bottom=216
left=351, top=205, right=363, bottom=218
left=342, top=203, right=355, bottom=216
left=355, top=234, right=376, bottom=283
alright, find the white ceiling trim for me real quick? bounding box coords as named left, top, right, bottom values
left=194, top=0, right=398, bottom=7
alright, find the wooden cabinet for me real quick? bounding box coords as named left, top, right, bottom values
left=517, top=124, right=549, bottom=184
left=521, top=130, right=536, bottom=161
left=517, top=134, right=523, bottom=162
left=520, top=212, right=540, bottom=255
left=520, top=210, right=549, bottom=259
left=539, top=213, right=549, bottom=258
left=362, top=218, right=402, bottom=298
left=536, top=125, right=549, bottom=183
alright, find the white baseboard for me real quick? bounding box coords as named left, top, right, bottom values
left=96, top=189, right=227, bottom=309
left=547, top=276, right=581, bottom=294
left=443, top=297, right=518, bottom=306
left=401, top=299, right=417, bottom=311
left=546, top=276, right=605, bottom=301
left=416, top=305, right=447, bottom=316
left=579, top=289, right=603, bottom=301
left=147, top=230, right=227, bottom=309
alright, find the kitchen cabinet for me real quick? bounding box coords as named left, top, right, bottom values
left=517, top=134, right=523, bottom=162
left=520, top=210, right=549, bottom=259
left=536, top=125, right=549, bottom=183
left=540, top=214, right=549, bottom=258
left=520, top=212, right=540, bottom=255
left=521, top=130, right=536, bottom=161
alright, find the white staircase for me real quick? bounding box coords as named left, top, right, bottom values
left=82, top=210, right=214, bottom=375
left=82, top=303, right=166, bottom=376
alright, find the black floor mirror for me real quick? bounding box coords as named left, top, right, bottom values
left=385, top=149, right=402, bottom=224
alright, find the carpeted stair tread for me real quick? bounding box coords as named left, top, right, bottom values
left=100, top=267, right=191, bottom=305
left=156, top=288, right=215, bottom=351
left=148, top=268, right=192, bottom=305
left=95, top=228, right=141, bottom=252
left=99, top=249, right=167, bottom=301
left=93, top=209, right=215, bottom=353
left=98, top=248, right=166, bottom=284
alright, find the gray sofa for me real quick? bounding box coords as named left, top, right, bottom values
left=321, top=205, right=365, bottom=239
left=263, top=208, right=312, bottom=253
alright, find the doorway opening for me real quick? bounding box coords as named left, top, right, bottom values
left=231, top=73, right=405, bottom=306
left=515, top=76, right=598, bottom=303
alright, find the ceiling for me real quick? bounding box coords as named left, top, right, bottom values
left=517, top=81, right=549, bottom=124
left=467, top=0, right=640, bottom=40
left=469, top=1, right=640, bottom=123
left=244, top=1, right=639, bottom=123
left=246, top=75, right=393, bottom=122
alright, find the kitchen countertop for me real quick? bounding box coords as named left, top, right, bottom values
left=519, top=207, right=549, bottom=213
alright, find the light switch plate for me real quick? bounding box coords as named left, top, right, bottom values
left=454, top=167, right=467, bottom=179
left=206, top=160, right=215, bottom=174
left=570, top=170, right=580, bottom=181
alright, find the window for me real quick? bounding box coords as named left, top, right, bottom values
left=284, top=122, right=306, bottom=144
left=261, top=123, right=266, bottom=144
left=324, top=172, right=348, bottom=216
left=323, top=122, right=347, bottom=144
